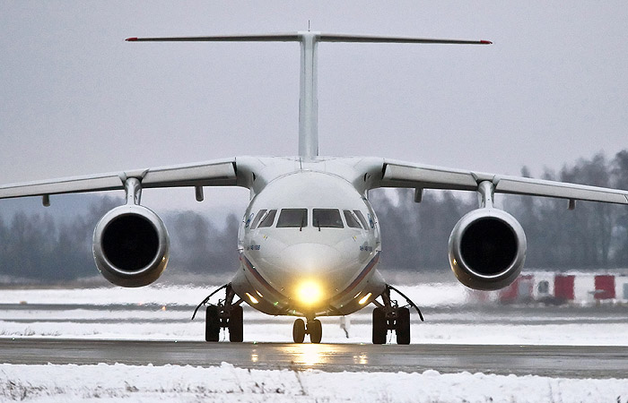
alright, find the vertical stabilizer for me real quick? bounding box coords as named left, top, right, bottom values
left=126, top=33, right=491, bottom=160
left=298, top=32, right=319, bottom=160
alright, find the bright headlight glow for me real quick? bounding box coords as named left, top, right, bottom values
left=358, top=292, right=372, bottom=305
left=296, top=280, right=323, bottom=306
left=246, top=292, right=259, bottom=304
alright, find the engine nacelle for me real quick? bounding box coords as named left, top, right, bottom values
left=448, top=208, right=526, bottom=291
left=92, top=204, right=169, bottom=287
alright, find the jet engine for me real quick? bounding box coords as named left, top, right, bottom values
left=92, top=204, right=169, bottom=287
left=448, top=208, right=526, bottom=291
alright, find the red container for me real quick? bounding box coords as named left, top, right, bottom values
left=554, top=275, right=575, bottom=301
left=499, top=275, right=533, bottom=303
left=594, top=275, right=615, bottom=300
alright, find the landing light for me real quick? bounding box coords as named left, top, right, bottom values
left=358, top=292, right=372, bottom=305
left=297, top=281, right=323, bottom=306
left=246, top=292, right=259, bottom=304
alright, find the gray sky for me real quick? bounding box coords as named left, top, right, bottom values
left=1, top=1, right=628, bottom=216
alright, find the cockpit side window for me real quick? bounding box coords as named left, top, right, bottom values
left=313, top=209, right=344, bottom=228
left=277, top=208, right=308, bottom=228
left=354, top=210, right=369, bottom=230
left=250, top=209, right=267, bottom=229
left=343, top=210, right=363, bottom=229
left=258, top=209, right=277, bottom=228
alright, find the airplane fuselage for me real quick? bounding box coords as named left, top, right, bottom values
left=231, top=157, right=386, bottom=318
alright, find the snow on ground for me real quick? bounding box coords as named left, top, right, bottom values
left=1, top=362, right=627, bottom=403
left=0, top=284, right=627, bottom=402
left=1, top=284, right=627, bottom=345
left=0, top=283, right=467, bottom=307
left=2, top=313, right=628, bottom=347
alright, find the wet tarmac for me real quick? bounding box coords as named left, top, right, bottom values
left=1, top=339, right=627, bottom=379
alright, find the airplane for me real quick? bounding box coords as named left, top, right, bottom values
left=1, top=31, right=628, bottom=345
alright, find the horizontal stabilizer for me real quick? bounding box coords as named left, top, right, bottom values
left=125, top=32, right=491, bottom=45
left=125, top=33, right=301, bottom=42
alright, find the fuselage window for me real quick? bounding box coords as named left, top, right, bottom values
left=258, top=209, right=277, bottom=228
left=313, top=209, right=344, bottom=228
left=343, top=210, right=363, bottom=229
left=250, top=209, right=267, bottom=229
left=277, top=208, right=308, bottom=228
left=354, top=210, right=369, bottom=230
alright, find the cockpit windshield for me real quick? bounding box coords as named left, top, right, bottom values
left=343, top=210, right=363, bottom=229
left=277, top=208, right=308, bottom=228
left=353, top=210, right=369, bottom=229
left=313, top=209, right=344, bottom=228
left=258, top=209, right=277, bottom=228
left=250, top=209, right=267, bottom=229
left=250, top=208, right=369, bottom=230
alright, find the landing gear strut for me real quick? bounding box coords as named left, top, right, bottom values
left=372, top=285, right=423, bottom=345
left=292, top=317, right=322, bottom=344
left=193, top=284, right=244, bottom=342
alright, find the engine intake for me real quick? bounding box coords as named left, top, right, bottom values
left=93, top=205, right=169, bottom=287
left=448, top=208, right=526, bottom=291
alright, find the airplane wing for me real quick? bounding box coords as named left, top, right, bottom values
left=379, top=159, right=628, bottom=205
left=0, top=158, right=237, bottom=200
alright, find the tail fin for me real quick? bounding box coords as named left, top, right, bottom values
left=127, top=32, right=491, bottom=160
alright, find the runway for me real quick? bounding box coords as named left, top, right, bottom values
left=1, top=286, right=627, bottom=384
left=1, top=339, right=627, bottom=379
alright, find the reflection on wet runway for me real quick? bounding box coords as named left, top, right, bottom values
left=278, top=343, right=368, bottom=368
left=1, top=339, right=627, bottom=379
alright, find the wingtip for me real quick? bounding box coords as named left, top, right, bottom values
left=125, top=37, right=138, bottom=42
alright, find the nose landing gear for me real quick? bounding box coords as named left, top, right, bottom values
left=292, top=317, right=322, bottom=343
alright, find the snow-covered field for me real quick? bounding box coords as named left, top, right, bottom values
left=0, top=284, right=627, bottom=402
left=2, top=362, right=627, bottom=403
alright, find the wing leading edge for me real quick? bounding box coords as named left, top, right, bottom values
left=379, top=160, right=628, bottom=205
left=4, top=157, right=627, bottom=206
left=0, top=159, right=237, bottom=201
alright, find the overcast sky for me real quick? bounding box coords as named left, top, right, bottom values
left=1, top=1, right=628, bottom=215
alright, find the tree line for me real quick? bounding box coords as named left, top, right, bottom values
left=1, top=151, right=627, bottom=282
left=0, top=196, right=241, bottom=282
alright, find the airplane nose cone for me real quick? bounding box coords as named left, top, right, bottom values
left=262, top=242, right=359, bottom=309
left=280, top=243, right=344, bottom=275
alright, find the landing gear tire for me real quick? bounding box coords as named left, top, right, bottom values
left=309, top=319, right=322, bottom=344
left=205, top=305, right=220, bottom=342
left=228, top=305, right=244, bottom=342
left=293, top=318, right=306, bottom=343
left=396, top=307, right=411, bottom=345
left=372, top=307, right=387, bottom=344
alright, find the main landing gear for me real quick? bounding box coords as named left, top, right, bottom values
left=193, top=284, right=244, bottom=342
left=292, top=317, right=323, bottom=343
left=372, top=285, right=424, bottom=345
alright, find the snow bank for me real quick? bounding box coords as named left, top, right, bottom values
left=1, top=362, right=626, bottom=403
left=0, top=283, right=469, bottom=307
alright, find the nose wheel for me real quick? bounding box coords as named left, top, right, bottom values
left=292, top=318, right=322, bottom=343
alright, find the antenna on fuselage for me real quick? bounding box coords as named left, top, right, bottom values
left=126, top=33, right=491, bottom=160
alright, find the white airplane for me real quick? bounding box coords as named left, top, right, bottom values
left=2, top=32, right=628, bottom=344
